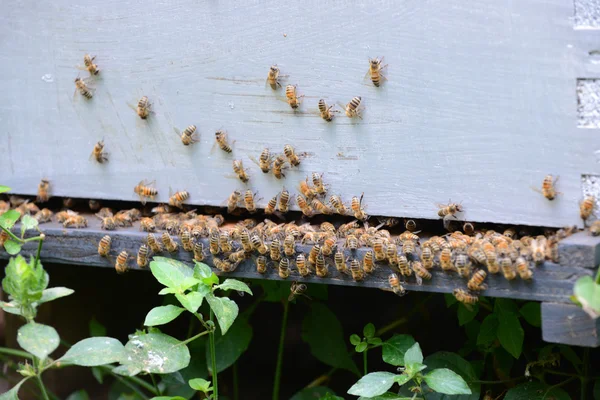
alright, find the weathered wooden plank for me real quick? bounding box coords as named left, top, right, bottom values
left=558, top=231, right=600, bottom=269
left=0, top=0, right=597, bottom=227
left=542, top=302, right=600, bottom=348
left=0, top=218, right=591, bottom=303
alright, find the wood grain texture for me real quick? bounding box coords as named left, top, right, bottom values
left=542, top=302, right=600, bottom=347
left=0, top=219, right=592, bottom=303
left=557, top=231, right=600, bottom=269
left=1, top=0, right=599, bottom=227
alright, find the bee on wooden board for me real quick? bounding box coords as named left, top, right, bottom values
left=162, top=232, right=179, bottom=253
left=74, top=76, right=94, bottom=99
left=147, top=233, right=163, bottom=253
left=311, top=172, right=327, bottom=196
left=288, top=282, right=309, bottom=301
left=329, top=195, right=347, bottom=215
left=296, top=253, right=310, bottom=277
left=140, top=217, right=156, bottom=232
left=115, top=250, right=129, bottom=274
left=181, top=230, right=194, bottom=252
left=343, top=96, right=363, bottom=119
left=453, top=289, right=478, bottom=308
left=590, top=220, right=600, bottom=236
left=64, top=215, right=87, bottom=228
left=365, top=56, right=388, bottom=87
left=270, top=238, right=282, bottom=261
left=265, top=194, right=278, bottom=215
left=90, top=140, right=108, bottom=163
left=580, top=196, right=596, bottom=221
left=255, top=255, right=268, bottom=274
left=137, top=244, right=150, bottom=268
left=350, top=259, right=364, bottom=281
left=99, top=216, right=117, bottom=230
left=278, top=189, right=291, bottom=213
left=398, top=255, right=411, bottom=277
left=134, top=180, right=158, bottom=205
left=315, top=250, right=328, bottom=277
left=364, top=250, right=376, bottom=273
left=37, top=179, right=50, bottom=203
left=266, top=64, right=282, bottom=89
left=437, top=201, right=464, bottom=220
left=97, top=235, right=111, bottom=257
left=388, top=273, right=406, bottom=296
left=467, top=270, right=488, bottom=291
left=299, top=179, right=317, bottom=200
left=412, top=261, right=431, bottom=284
left=251, top=234, right=268, bottom=254
left=318, top=99, right=338, bottom=122
left=213, top=130, right=233, bottom=153
left=174, top=125, right=199, bottom=146
left=296, top=194, right=313, bottom=217
left=351, top=193, right=368, bottom=221
left=516, top=256, right=533, bottom=280
left=284, top=234, right=296, bottom=257
left=284, top=144, right=303, bottom=167
left=244, top=190, right=259, bottom=214
left=272, top=155, right=287, bottom=179
left=226, top=190, right=241, bottom=214
left=250, top=148, right=271, bottom=173
left=532, top=174, right=560, bottom=200
left=285, top=84, right=303, bottom=109
left=33, top=208, right=53, bottom=223
left=169, top=189, right=189, bottom=209
left=334, top=250, right=347, bottom=273
left=194, top=242, right=207, bottom=262
left=79, top=54, right=100, bottom=76
left=133, top=96, right=152, bottom=119
left=231, top=159, right=250, bottom=183
left=278, top=258, right=291, bottom=279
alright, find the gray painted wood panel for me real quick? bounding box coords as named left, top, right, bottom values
left=1, top=0, right=599, bottom=227
left=542, top=302, right=600, bottom=347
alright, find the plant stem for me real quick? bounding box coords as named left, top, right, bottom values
left=233, top=361, right=239, bottom=400
left=473, top=376, right=526, bottom=384
left=0, top=346, right=34, bottom=359
left=363, top=348, right=368, bottom=375
left=100, top=365, right=157, bottom=395
left=179, top=329, right=210, bottom=346
left=35, top=375, right=50, bottom=400
left=186, top=314, right=196, bottom=339
left=272, top=298, right=289, bottom=400
left=209, top=308, right=219, bottom=400
left=595, top=268, right=600, bottom=285
left=1, top=226, right=24, bottom=243
left=33, top=234, right=45, bottom=267
left=150, top=373, right=160, bottom=396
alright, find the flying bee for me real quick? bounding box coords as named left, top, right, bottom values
left=162, top=232, right=179, bottom=253
left=219, top=230, right=233, bottom=253
left=278, top=258, right=291, bottom=279
left=350, top=259, right=364, bottom=281
left=366, top=56, right=387, bottom=87
left=532, top=174, right=560, bottom=200
left=90, top=140, right=108, bottom=163
left=590, top=220, right=600, bottom=236
left=345, top=234, right=359, bottom=251
left=516, top=256, right=533, bottom=280
left=272, top=155, right=287, bottom=179
left=250, top=148, right=271, bottom=173
left=147, top=233, right=163, bottom=253
left=315, top=250, right=328, bottom=277
left=81, top=54, right=100, bottom=75
left=278, top=189, right=291, bottom=213
left=440, top=247, right=454, bottom=271
left=134, top=180, right=157, bottom=205
left=214, top=130, right=233, bottom=153
left=412, top=261, right=432, bottom=284
left=232, top=159, right=249, bottom=183
left=270, top=238, right=282, bottom=261
left=363, top=250, right=376, bottom=273
left=135, top=96, right=152, bottom=119
left=398, top=255, right=411, bottom=277
left=256, top=255, right=268, bottom=274
left=244, top=190, right=258, bottom=214
left=226, top=190, right=241, bottom=214
left=33, top=208, right=53, bottom=223
left=98, top=235, right=111, bottom=257
left=334, top=250, right=347, bottom=273
left=468, top=270, right=488, bottom=291
left=373, top=239, right=386, bottom=261
left=289, top=282, right=309, bottom=301
left=296, top=194, right=314, bottom=217
left=329, top=195, right=347, bottom=215
left=181, top=230, right=194, bottom=251
left=266, top=64, right=282, bottom=89
left=115, top=250, right=129, bottom=274
left=321, top=235, right=337, bottom=256
left=317, top=99, right=338, bottom=122
left=251, top=234, right=268, bottom=254
left=284, top=235, right=296, bottom=257
left=74, top=77, right=94, bottom=99
left=388, top=273, right=406, bottom=296
left=580, top=196, right=596, bottom=221
left=285, top=84, right=303, bottom=109
left=284, top=144, right=302, bottom=167
left=169, top=189, right=189, bottom=209
left=453, top=289, right=478, bottom=307
left=63, top=215, right=88, bottom=228
left=421, top=246, right=434, bottom=269
left=308, top=244, right=321, bottom=266
left=343, top=96, right=363, bottom=119
left=193, top=242, right=207, bottom=262
left=265, top=195, right=278, bottom=215
left=175, top=125, right=199, bottom=146
left=296, top=253, right=310, bottom=277
left=351, top=194, right=368, bottom=221
left=137, top=244, right=150, bottom=268
left=37, top=179, right=50, bottom=203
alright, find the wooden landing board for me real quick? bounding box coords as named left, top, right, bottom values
left=0, top=219, right=591, bottom=303
left=1, top=0, right=599, bottom=227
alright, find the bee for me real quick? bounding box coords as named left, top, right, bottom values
left=162, top=232, right=179, bottom=253
left=115, top=250, right=129, bottom=274
left=139, top=217, right=156, bottom=232
left=516, top=256, right=533, bottom=280
left=421, top=246, right=434, bottom=269
left=232, top=160, right=249, bottom=183
left=33, top=208, right=53, bottom=223
left=437, top=201, right=463, bottom=220
left=74, top=77, right=94, bottom=99
left=288, top=282, right=308, bottom=301
left=82, top=54, right=100, bottom=75
left=37, top=179, right=50, bottom=203
left=256, top=255, right=268, bottom=274
left=321, top=235, right=337, bottom=256
left=181, top=230, right=194, bottom=251
left=278, top=258, right=291, bottom=278
left=284, top=145, right=302, bottom=167
left=388, top=273, right=406, bottom=296
left=318, top=99, right=337, bottom=122
left=404, top=219, right=417, bottom=232
left=398, top=255, right=411, bottom=277
left=63, top=215, right=88, bottom=228
left=312, top=173, right=327, bottom=196
left=88, top=199, right=101, bottom=211
left=296, top=194, right=314, bottom=217
left=351, top=194, right=368, bottom=221
left=251, top=234, right=268, bottom=254
left=136, top=96, right=152, bottom=119
left=534, top=174, right=560, bottom=200
left=272, top=155, right=287, bottom=179
left=296, top=253, right=310, bottom=277
left=278, top=189, right=291, bottom=213
left=453, top=289, right=478, bottom=306
left=285, top=84, right=303, bottom=109
left=90, top=140, right=108, bottom=163
left=463, top=222, right=475, bottom=236
left=362, top=250, right=375, bottom=273
left=467, top=270, right=488, bottom=291
left=531, top=239, right=546, bottom=265
left=266, top=65, right=281, bottom=89
left=283, top=235, right=296, bottom=257
left=402, top=240, right=417, bottom=258
left=344, top=96, right=363, bottom=119
left=580, top=196, right=596, bottom=221
left=114, top=212, right=133, bottom=228
left=169, top=190, right=189, bottom=209
left=98, top=235, right=111, bottom=257
left=311, top=198, right=333, bottom=215
left=209, top=229, right=221, bottom=255
left=366, top=57, right=387, bottom=87
left=412, top=261, right=432, bottom=283
left=312, top=250, right=326, bottom=277
left=373, top=239, right=386, bottom=261
left=99, top=216, right=117, bottom=230
left=240, top=229, right=253, bottom=253
left=455, top=253, right=472, bottom=277
left=144, top=233, right=162, bottom=253
left=134, top=180, right=158, bottom=205
left=264, top=195, right=278, bottom=216
left=590, top=220, right=600, bottom=236
left=334, top=251, right=347, bottom=273
left=225, top=190, right=241, bottom=214
left=214, top=257, right=237, bottom=273
left=137, top=244, right=150, bottom=268
left=174, top=124, right=199, bottom=146
left=386, top=244, right=398, bottom=266
left=329, top=195, right=347, bottom=215
left=193, top=242, right=207, bottom=262
left=244, top=190, right=258, bottom=214
left=320, top=222, right=336, bottom=234
left=350, top=259, right=364, bottom=281
left=308, top=244, right=321, bottom=266
left=345, top=235, right=359, bottom=251
left=229, top=250, right=247, bottom=263
left=252, top=148, right=271, bottom=173
left=0, top=231, right=8, bottom=247
left=219, top=230, right=233, bottom=253
left=270, top=238, right=282, bottom=261
left=214, top=130, right=233, bottom=153
left=440, top=247, right=454, bottom=271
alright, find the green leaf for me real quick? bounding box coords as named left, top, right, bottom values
left=301, top=302, right=359, bottom=376
left=38, top=287, right=74, bottom=305
left=350, top=334, right=362, bottom=346
left=457, top=303, right=479, bottom=326
left=347, top=372, right=396, bottom=397
left=118, top=332, right=190, bottom=376
left=159, top=371, right=195, bottom=399
left=17, top=322, right=59, bottom=360
left=504, top=381, right=570, bottom=400
left=405, top=362, right=427, bottom=376
left=91, top=366, right=105, bottom=384
left=205, top=317, right=252, bottom=373
left=193, top=262, right=213, bottom=279
left=319, top=393, right=344, bottom=400
left=206, top=293, right=239, bottom=335
left=0, top=210, right=21, bottom=229
left=150, top=397, right=186, bottom=400
left=144, top=305, right=186, bottom=326
left=189, top=378, right=212, bottom=392
left=497, top=313, right=524, bottom=358
left=0, top=185, right=10, bottom=194
left=2, top=254, right=48, bottom=306
left=66, top=389, right=90, bottom=400
left=59, top=337, right=125, bottom=366
left=20, top=214, right=38, bottom=237
left=307, top=283, right=329, bottom=301
left=519, top=302, right=541, bottom=327
left=0, top=301, right=22, bottom=316
left=368, top=337, right=383, bottom=345
left=150, top=258, right=194, bottom=291
left=0, top=377, right=28, bottom=400
left=289, top=387, right=339, bottom=400
left=382, top=334, right=416, bottom=366
left=89, top=317, right=107, bottom=337
left=494, top=298, right=519, bottom=316
left=424, top=368, right=471, bottom=395
left=403, top=342, right=423, bottom=365
left=356, top=342, right=368, bottom=353
left=573, top=276, right=600, bottom=319
left=424, top=351, right=481, bottom=400
left=477, top=314, right=498, bottom=347
left=4, top=240, right=22, bottom=255
left=175, top=291, right=206, bottom=313
left=557, top=345, right=583, bottom=369
left=358, top=394, right=413, bottom=400
left=363, top=323, right=376, bottom=338
left=159, top=288, right=178, bottom=295
left=215, top=279, right=253, bottom=295
left=393, top=373, right=412, bottom=386
left=445, top=293, right=458, bottom=307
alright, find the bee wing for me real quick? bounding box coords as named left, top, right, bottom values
left=363, top=69, right=372, bottom=82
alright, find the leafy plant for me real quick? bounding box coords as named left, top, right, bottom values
left=350, top=323, right=383, bottom=375
left=572, top=266, right=600, bottom=319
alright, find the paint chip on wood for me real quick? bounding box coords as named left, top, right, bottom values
left=582, top=174, right=600, bottom=222
left=574, top=0, right=600, bottom=28
left=577, top=79, right=600, bottom=128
